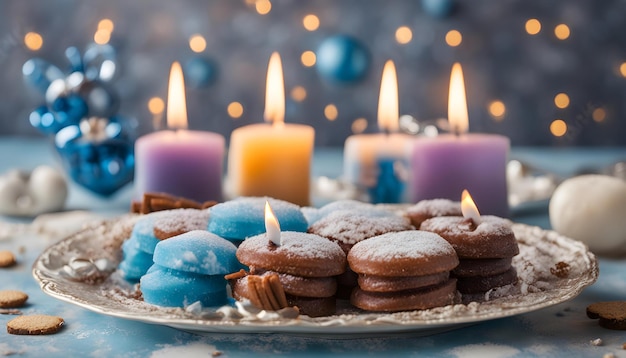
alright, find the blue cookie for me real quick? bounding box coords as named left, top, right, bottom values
left=207, top=197, right=308, bottom=242
left=140, top=265, right=227, bottom=307
left=130, top=214, right=160, bottom=254
left=152, top=230, right=240, bottom=275
left=118, top=238, right=154, bottom=280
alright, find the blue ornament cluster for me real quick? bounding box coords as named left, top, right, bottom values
left=23, top=44, right=134, bottom=196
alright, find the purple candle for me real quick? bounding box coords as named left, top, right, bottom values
left=134, top=62, right=225, bottom=202
left=407, top=63, right=509, bottom=217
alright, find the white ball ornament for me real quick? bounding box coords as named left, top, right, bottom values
left=549, top=175, right=626, bottom=256
left=0, top=166, right=67, bottom=216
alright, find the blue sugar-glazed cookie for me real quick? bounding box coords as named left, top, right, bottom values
left=302, top=199, right=395, bottom=225
left=140, top=265, right=228, bottom=307
left=207, top=197, right=308, bottom=242
left=118, top=238, right=154, bottom=281
left=130, top=214, right=160, bottom=254
left=152, top=230, right=240, bottom=275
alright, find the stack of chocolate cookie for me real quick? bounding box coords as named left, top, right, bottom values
left=420, top=215, right=519, bottom=300
left=235, top=231, right=346, bottom=317
left=347, top=230, right=459, bottom=312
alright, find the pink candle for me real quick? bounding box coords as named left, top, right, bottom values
left=407, top=63, right=509, bottom=217
left=134, top=62, right=225, bottom=202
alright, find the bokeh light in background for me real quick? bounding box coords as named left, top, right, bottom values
left=550, top=119, right=567, bottom=137
left=227, top=102, right=244, bottom=119
left=445, top=30, right=462, bottom=47
left=4, top=1, right=626, bottom=146
left=525, top=19, right=541, bottom=35
left=395, top=26, right=413, bottom=44
left=189, top=35, right=207, bottom=53
left=303, top=14, right=320, bottom=31
left=24, top=32, right=43, bottom=51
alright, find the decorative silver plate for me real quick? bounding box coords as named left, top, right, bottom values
left=33, top=217, right=598, bottom=336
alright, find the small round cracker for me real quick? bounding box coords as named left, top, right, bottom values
left=0, top=290, right=28, bottom=308
left=0, top=250, right=16, bottom=267
left=7, top=314, right=64, bottom=335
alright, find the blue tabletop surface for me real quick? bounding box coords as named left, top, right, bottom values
left=1, top=137, right=625, bottom=357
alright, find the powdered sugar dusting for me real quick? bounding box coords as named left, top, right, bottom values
left=152, top=208, right=210, bottom=238
left=420, top=215, right=512, bottom=237
left=308, top=210, right=413, bottom=245
left=240, top=231, right=344, bottom=261
left=302, top=199, right=393, bottom=225
left=406, top=199, right=462, bottom=218
left=349, top=231, right=457, bottom=262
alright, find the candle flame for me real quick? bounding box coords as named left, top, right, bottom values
left=377, top=60, right=399, bottom=133
left=264, top=52, right=285, bottom=127
left=166, top=61, right=188, bottom=130
left=448, top=62, right=469, bottom=135
left=461, top=189, right=482, bottom=224
left=265, top=200, right=282, bottom=246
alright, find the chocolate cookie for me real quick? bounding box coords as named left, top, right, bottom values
left=587, top=301, right=626, bottom=330
left=420, top=215, right=519, bottom=298
left=237, top=232, right=346, bottom=278
left=419, top=216, right=518, bottom=259
left=455, top=267, right=518, bottom=294
left=236, top=231, right=346, bottom=317
left=348, top=231, right=459, bottom=312
left=405, top=199, right=462, bottom=228
left=351, top=279, right=458, bottom=312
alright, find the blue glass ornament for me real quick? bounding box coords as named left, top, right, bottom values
left=184, top=57, right=218, bottom=88
left=22, top=59, right=64, bottom=94
left=83, top=43, right=118, bottom=82
left=55, top=117, right=134, bottom=196
left=77, top=80, right=120, bottom=118
left=316, top=35, right=370, bottom=84
left=421, top=0, right=456, bottom=18
left=65, top=46, right=84, bottom=73
left=368, top=158, right=406, bottom=204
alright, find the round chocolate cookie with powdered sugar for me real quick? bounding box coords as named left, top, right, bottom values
left=236, top=231, right=345, bottom=317
left=348, top=230, right=459, bottom=312
left=404, top=199, right=462, bottom=228
left=420, top=215, right=519, bottom=299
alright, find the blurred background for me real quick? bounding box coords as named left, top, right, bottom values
left=1, top=0, right=625, bottom=146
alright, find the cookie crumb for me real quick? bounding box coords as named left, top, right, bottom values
left=0, top=250, right=16, bottom=267
left=591, top=338, right=603, bottom=346
left=7, top=314, right=64, bottom=335
left=622, top=342, right=626, bottom=350
left=550, top=261, right=570, bottom=278
left=603, top=353, right=615, bottom=358
left=0, top=290, right=28, bottom=308
left=212, top=351, right=223, bottom=357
